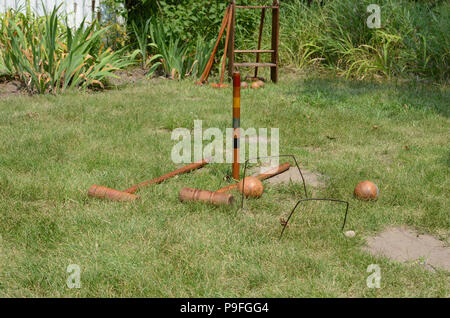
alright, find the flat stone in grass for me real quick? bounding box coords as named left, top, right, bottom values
left=265, top=166, right=326, bottom=188
left=364, top=226, right=450, bottom=271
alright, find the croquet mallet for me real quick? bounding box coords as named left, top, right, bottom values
left=88, top=158, right=210, bottom=202
left=177, top=163, right=291, bottom=206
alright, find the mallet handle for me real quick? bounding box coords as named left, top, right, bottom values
left=257, top=162, right=291, bottom=180
left=123, top=158, right=210, bottom=194
left=199, top=5, right=231, bottom=83
left=219, top=7, right=233, bottom=85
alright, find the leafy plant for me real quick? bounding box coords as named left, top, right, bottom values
left=130, top=17, right=162, bottom=76
left=344, top=31, right=403, bottom=79
left=279, top=0, right=449, bottom=81
left=121, top=0, right=259, bottom=50
left=0, top=5, right=132, bottom=94
left=102, top=21, right=129, bottom=51
left=280, top=41, right=323, bottom=69
left=149, top=19, right=215, bottom=80
left=150, top=19, right=193, bottom=79
left=190, top=36, right=215, bottom=79
left=99, top=0, right=129, bottom=51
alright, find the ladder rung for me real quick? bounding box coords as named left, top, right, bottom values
left=234, top=62, right=277, bottom=67
left=234, top=49, right=274, bottom=53
left=235, top=6, right=278, bottom=9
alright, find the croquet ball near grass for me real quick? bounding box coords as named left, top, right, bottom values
left=354, top=180, right=379, bottom=200
left=250, top=82, right=259, bottom=89
left=238, top=176, right=264, bottom=198
left=256, top=80, right=265, bottom=88
left=241, top=81, right=248, bottom=89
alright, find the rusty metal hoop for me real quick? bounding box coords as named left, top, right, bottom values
left=237, top=154, right=349, bottom=239
left=279, top=198, right=349, bottom=240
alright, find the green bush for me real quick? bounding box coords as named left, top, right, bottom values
left=279, top=0, right=449, bottom=81
left=122, top=0, right=260, bottom=48
left=158, top=0, right=260, bottom=44
left=149, top=18, right=215, bottom=79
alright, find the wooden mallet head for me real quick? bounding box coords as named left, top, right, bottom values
left=88, top=185, right=139, bottom=202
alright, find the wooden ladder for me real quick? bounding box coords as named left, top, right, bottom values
left=227, top=0, right=280, bottom=83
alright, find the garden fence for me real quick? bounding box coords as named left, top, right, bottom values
left=0, top=0, right=122, bottom=28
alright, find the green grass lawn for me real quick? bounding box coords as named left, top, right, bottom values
left=0, top=73, right=448, bottom=297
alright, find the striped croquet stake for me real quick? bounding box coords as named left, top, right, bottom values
left=232, top=72, right=241, bottom=180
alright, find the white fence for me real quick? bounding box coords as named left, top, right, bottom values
left=0, top=0, right=108, bottom=28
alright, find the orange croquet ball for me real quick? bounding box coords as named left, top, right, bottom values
left=238, top=176, right=264, bottom=198
left=250, top=82, right=259, bottom=89
left=256, top=80, right=264, bottom=88
left=241, top=81, right=248, bottom=89
left=354, top=180, right=379, bottom=201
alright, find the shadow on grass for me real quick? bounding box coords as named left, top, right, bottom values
left=286, top=77, right=449, bottom=118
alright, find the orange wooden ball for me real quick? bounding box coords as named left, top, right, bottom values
left=354, top=180, right=379, bottom=200
left=238, top=176, right=264, bottom=198
left=250, top=82, right=259, bottom=89
left=256, top=80, right=264, bottom=88
left=241, top=81, right=248, bottom=89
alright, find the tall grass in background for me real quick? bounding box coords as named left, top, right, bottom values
left=149, top=19, right=214, bottom=79
left=150, top=19, right=192, bottom=79
left=0, top=12, right=7, bottom=76
left=131, top=17, right=162, bottom=77
left=279, top=0, right=449, bottom=81
left=0, top=5, right=133, bottom=94
left=191, top=36, right=216, bottom=79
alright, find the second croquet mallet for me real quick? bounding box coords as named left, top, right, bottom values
left=232, top=72, right=241, bottom=180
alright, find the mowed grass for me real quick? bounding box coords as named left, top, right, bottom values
left=0, top=73, right=448, bottom=297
